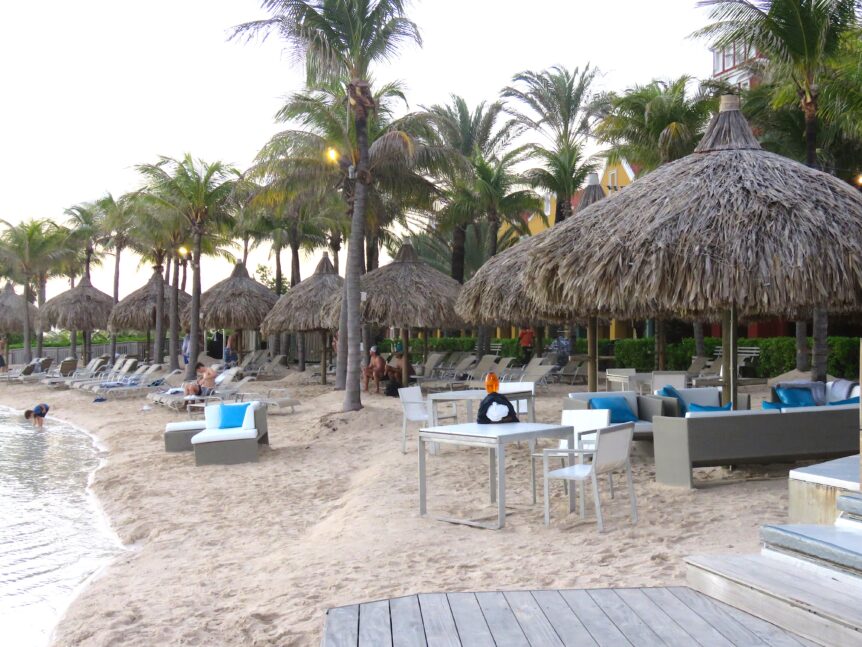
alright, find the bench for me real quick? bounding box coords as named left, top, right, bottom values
left=653, top=407, right=859, bottom=487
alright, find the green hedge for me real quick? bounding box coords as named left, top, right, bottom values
left=8, top=331, right=147, bottom=350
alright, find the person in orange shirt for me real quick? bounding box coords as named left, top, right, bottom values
left=518, top=327, right=535, bottom=363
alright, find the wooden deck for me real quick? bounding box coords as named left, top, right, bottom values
left=321, top=586, right=820, bottom=646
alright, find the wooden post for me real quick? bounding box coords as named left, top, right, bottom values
left=721, top=309, right=739, bottom=407
left=321, top=330, right=327, bottom=385
left=146, top=329, right=151, bottom=363
left=655, top=319, right=666, bottom=370
left=587, top=316, right=598, bottom=392
left=401, top=327, right=410, bottom=387
left=423, top=328, right=429, bottom=364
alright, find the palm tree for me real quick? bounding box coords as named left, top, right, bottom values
left=424, top=96, right=519, bottom=282
left=97, top=192, right=140, bottom=360
left=0, top=220, right=63, bottom=362
left=234, top=0, right=422, bottom=411
left=594, top=76, right=718, bottom=360
left=502, top=65, right=598, bottom=224
left=697, top=0, right=860, bottom=381
left=137, top=155, right=236, bottom=379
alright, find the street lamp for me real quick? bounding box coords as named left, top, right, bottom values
left=327, top=147, right=339, bottom=163
left=178, top=246, right=189, bottom=258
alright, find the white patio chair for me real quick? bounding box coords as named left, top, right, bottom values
left=530, top=408, right=610, bottom=504
left=651, top=371, right=688, bottom=392
left=542, top=422, right=637, bottom=532
left=397, top=386, right=457, bottom=454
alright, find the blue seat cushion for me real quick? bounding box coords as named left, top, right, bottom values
left=658, top=385, right=687, bottom=415
left=776, top=387, right=816, bottom=407
left=219, top=402, right=251, bottom=429
left=688, top=402, right=732, bottom=412
left=830, top=396, right=860, bottom=406
left=762, top=400, right=784, bottom=410
left=589, top=396, right=638, bottom=424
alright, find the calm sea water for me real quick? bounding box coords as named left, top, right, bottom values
left=0, top=407, right=123, bottom=646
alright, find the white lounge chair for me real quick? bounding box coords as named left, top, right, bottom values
left=542, top=422, right=637, bottom=532
left=397, top=386, right=457, bottom=454
left=190, top=401, right=269, bottom=466
left=237, top=387, right=300, bottom=414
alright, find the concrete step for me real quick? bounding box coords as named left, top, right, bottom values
left=761, top=523, right=862, bottom=575
left=686, top=552, right=862, bottom=646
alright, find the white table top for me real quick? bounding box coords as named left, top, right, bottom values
left=428, top=388, right=533, bottom=401
left=419, top=422, right=572, bottom=443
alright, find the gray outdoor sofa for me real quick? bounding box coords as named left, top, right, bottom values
left=163, top=401, right=269, bottom=465
left=653, top=406, right=859, bottom=487
left=566, top=390, right=664, bottom=441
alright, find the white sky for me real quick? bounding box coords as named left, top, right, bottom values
left=0, top=0, right=712, bottom=301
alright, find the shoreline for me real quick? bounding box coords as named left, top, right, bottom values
left=0, top=378, right=789, bottom=646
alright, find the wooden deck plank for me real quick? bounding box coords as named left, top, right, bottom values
left=474, top=591, right=530, bottom=647
left=324, top=604, right=359, bottom=647
left=642, top=587, right=735, bottom=647
left=615, top=588, right=698, bottom=647
left=586, top=589, right=664, bottom=646
left=669, top=586, right=768, bottom=646
left=390, top=596, right=427, bottom=647
left=359, top=600, right=392, bottom=647
left=417, top=593, right=460, bottom=647
left=559, top=589, right=633, bottom=647
left=504, top=591, right=564, bottom=646
left=446, top=592, right=494, bottom=647
left=707, top=596, right=816, bottom=647
left=531, top=590, right=598, bottom=647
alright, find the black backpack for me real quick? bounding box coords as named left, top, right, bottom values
left=477, top=392, right=519, bottom=424
left=384, top=381, right=400, bottom=397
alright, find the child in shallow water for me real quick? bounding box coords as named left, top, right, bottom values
left=24, top=403, right=49, bottom=428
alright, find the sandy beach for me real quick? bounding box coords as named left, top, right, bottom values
left=0, top=378, right=789, bottom=646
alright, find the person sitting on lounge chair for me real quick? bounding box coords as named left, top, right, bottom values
left=363, top=346, right=387, bottom=393
left=184, top=363, right=217, bottom=397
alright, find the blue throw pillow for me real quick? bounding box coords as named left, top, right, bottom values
left=219, top=403, right=250, bottom=429
left=830, top=397, right=860, bottom=406
left=775, top=387, right=816, bottom=407
left=688, top=402, right=732, bottom=412
left=762, top=400, right=784, bottom=410
left=658, top=385, right=687, bottom=415
left=589, top=396, right=638, bottom=424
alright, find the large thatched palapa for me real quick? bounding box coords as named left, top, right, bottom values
left=0, top=282, right=38, bottom=333
left=186, top=262, right=277, bottom=331
left=323, top=242, right=462, bottom=384
left=261, top=253, right=343, bottom=384
left=261, top=253, right=343, bottom=335
left=41, top=275, right=114, bottom=331
left=108, top=271, right=191, bottom=332
left=527, top=96, right=862, bottom=402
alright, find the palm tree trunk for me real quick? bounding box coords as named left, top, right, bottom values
left=153, top=264, right=165, bottom=364
left=812, top=308, right=828, bottom=382
left=555, top=192, right=573, bottom=225
left=181, top=259, right=188, bottom=293
left=185, top=229, right=203, bottom=380
left=243, top=237, right=250, bottom=264
left=343, top=91, right=371, bottom=412
left=451, top=224, right=467, bottom=283
left=110, top=246, right=122, bottom=360
left=23, top=281, right=33, bottom=363
left=329, top=232, right=341, bottom=274
left=487, top=215, right=500, bottom=258
left=365, top=229, right=379, bottom=271
left=169, top=253, right=180, bottom=371
left=36, top=276, right=46, bottom=358
left=402, top=327, right=410, bottom=387
left=693, top=321, right=706, bottom=357
left=321, top=331, right=328, bottom=385
left=335, top=288, right=348, bottom=390
left=70, top=330, right=77, bottom=361
left=164, top=256, right=171, bottom=284
left=290, top=244, right=305, bottom=371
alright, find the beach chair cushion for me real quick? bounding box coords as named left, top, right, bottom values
left=830, top=397, right=860, bottom=406
left=191, top=427, right=257, bottom=444
left=776, top=386, right=816, bottom=407
left=588, top=396, right=638, bottom=424
left=219, top=402, right=250, bottom=429
left=658, top=385, right=688, bottom=414
left=688, top=402, right=732, bottom=413
left=761, top=400, right=783, bottom=410
left=204, top=404, right=222, bottom=429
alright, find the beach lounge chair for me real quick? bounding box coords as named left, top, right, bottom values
left=465, top=354, right=500, bottom=381
left=542, top=422, right=637, bottom=531
left=554, top=357, right=586, bottom=385
left=190, top=401, right=269, bottom=466
left=103, top=368, right=180, bottom=399
left=397, top=386, right=457, bottom=454
left=51, top=357, right=109, bottom=388
left=0, top=360, right=37, bottom=383
left=415, top=352, right=445, bottom=377
left=67, top=356, right=128, bottom=389
left=86, top=363, right=152, bottom=393
left=236, top=387, right=300, bottom=413
left=72, top=358, right=137, bottom=390
left=38, top=358, right=79, bottom=385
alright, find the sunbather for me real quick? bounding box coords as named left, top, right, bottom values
left=184, top=363, right=217, bottom=397
left=363, top=347, right=387, bottom=393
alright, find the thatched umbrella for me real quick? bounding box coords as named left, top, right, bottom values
left=527, top=95, right=862, bottom=405
left=41, top=276, right=114, bottom=363
left=323, top=242, right=462, bottom=386
left=0, top=282, right=37, bottom=333
left=108, top=271, right=191, bottom=332
left=261, top=253, right=343, bottom=383
left=185, top=262, right=277, bottom=362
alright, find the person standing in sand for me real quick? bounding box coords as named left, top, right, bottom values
left=0, top=337, right=6, bottom=373
left=25, top=403, right=50, bottom=428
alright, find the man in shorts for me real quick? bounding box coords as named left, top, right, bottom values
left=363, top=346, right=387, bottom=393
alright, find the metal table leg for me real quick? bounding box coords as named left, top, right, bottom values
left=497, top=442, right=506, bottom=529
left=419, top=436, right=427, bottom=517
left=489, top=447, right=496, bottom=503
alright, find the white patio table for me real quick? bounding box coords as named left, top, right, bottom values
left=418, top=422, right=575, bottom=530
left=427, top=387, right=535, bottom=426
